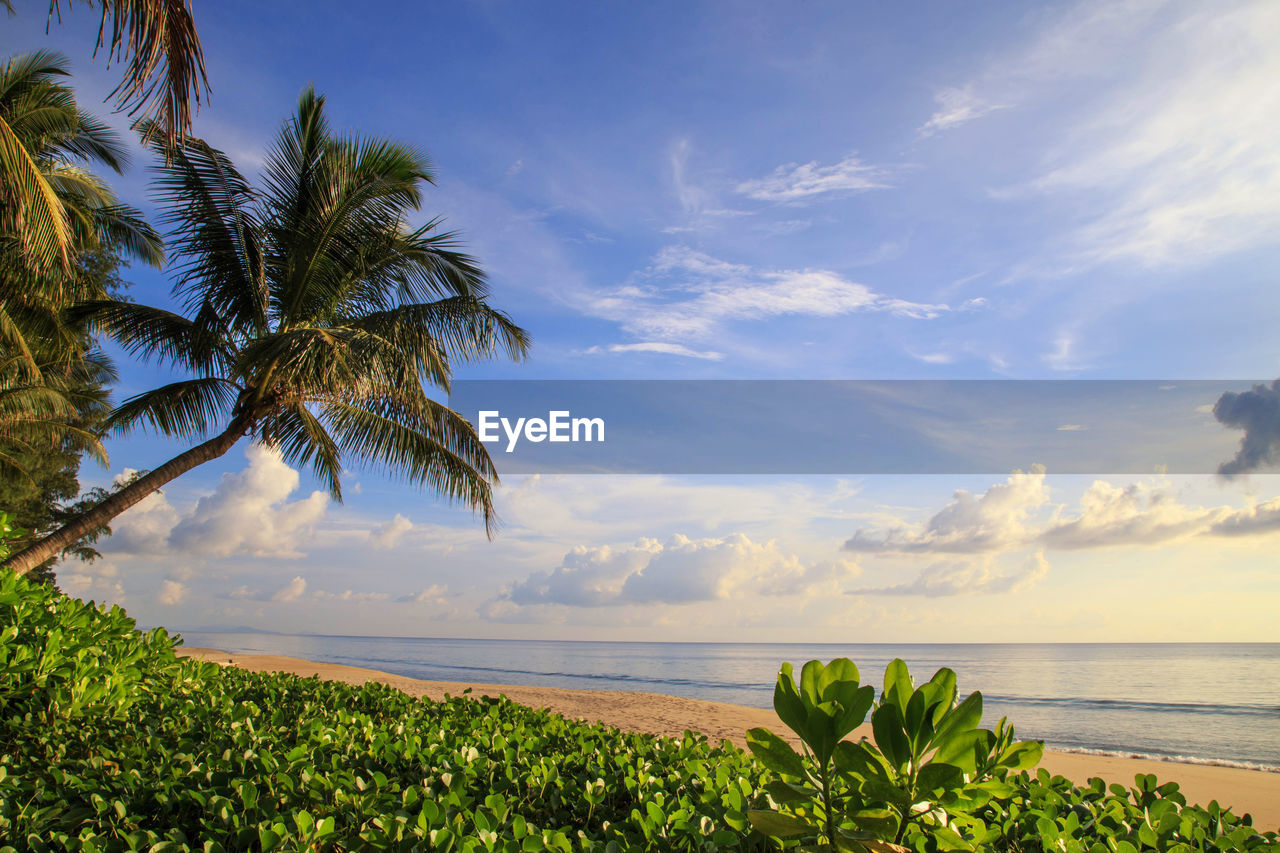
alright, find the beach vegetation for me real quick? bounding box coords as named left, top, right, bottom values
left=1, top=567, right=1275, bottom=852
left=746, top=658, right=1043, bottom=851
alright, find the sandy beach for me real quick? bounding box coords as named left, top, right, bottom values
left=178, top=647, right=1280, bottom=831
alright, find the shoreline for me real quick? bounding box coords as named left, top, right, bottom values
left=177, top=647, right=1280, bottom=830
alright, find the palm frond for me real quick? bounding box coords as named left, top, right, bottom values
left=50, top=0, right=210, bottom=145
left=148, top=131, right=266, bottom=329
left=105, top=376, right=241, bottom=438
left=268, top=402, right=343, bottom=500
left=0, top=112, right=72, bottom=269
left=69, top=298, right=229, bottom=374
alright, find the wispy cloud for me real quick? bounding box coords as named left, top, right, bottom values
left=591, top=246, right=949, bottom=346
left=583, top=342, right=725, bottom=361
left=736, top=154, right=891, bottom=202
left=928, top=0, right=1280, bottom=268
left=918, top=86, right=1006, bottom=137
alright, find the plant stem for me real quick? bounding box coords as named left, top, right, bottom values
left=820, top=762, right=835, bottom=849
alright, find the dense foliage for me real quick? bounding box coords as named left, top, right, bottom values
left=0, top=566, right=1275, bottom=852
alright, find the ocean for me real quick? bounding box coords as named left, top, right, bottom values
left=177, top=634, right=1280, bottom=772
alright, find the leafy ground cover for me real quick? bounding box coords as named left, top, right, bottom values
left=1, top=553, right=1275, bottom=852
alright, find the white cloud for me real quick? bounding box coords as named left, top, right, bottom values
left=592, top=246, right=948, bottom=343
left=158, top=580, right=188, bottom=606
left=736, top=154, right=891, bottom=202
left=500, top=533, right=860, bottom=608
left=369, top=514, right=413, bottom=550
left=584, top=342, right=725, bottom=361
left=311, top=588, right=389, bottom=602
left=401, top=584, right=450, bottom=605
left=1039, top=479, right=1227, bottom=549
left=1056, top=424, right=1085, bottom=431
left=107, top=491, right=182, bottom=555
left=919, top=86, right=1007, bottom=137
left=166, top=445, right=328, bottom=558
left=932, top=0, right=1280, bottom=267
left=851, top=552, right=1050, bottom=597
left=845, top=466, right=1049, bottom=555
left=61, top=560, right=126, bottom=605
left=271, top=575, right=307, bottom=602
left=846, top=466, right=1280, bottom=560
left=1210, top=498, right=1280, bottom=536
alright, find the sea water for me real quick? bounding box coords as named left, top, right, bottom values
left=177, top=634, right=1280, bottom=771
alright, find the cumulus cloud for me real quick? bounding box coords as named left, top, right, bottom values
left=1209, top=498, right=1280, bottom=537
left=157, top=579, right=188, bottom=606
left=1213, top=380, right=1280, bottom=478
left=369, top=514, right=413, bottom=550
left=851, top=552, right=1049, bottom=597
left=1038, top=479, right=1225, bottom=550
left=845, top=465, right=1280, bottom=565
left=166, top=445, right=328, bottom=558
left=735, top=154, right=891, bottom=202
left=844, top=466, right=1048, bottom=555
left=500, top=534, right=859, bottom=608
left=592, top=247, right=949, bottom=344
left=311, top=588, right=389, bottom=602
left=399, top=584, right=450, bottom=605
left=107, top=491, right=182, bottom=555
left=271, top=575, right=307, bottom=602
left=61, top=560, right=126, bottom=605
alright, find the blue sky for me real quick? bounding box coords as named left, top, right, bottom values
left=4, top=0, right=1279, bottom=641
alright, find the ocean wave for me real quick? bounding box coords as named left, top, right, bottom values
left=325, top=655, right=773, bottom=694
left=984, top=694, right=1280, bottom=719
left=1048, top=746, right=1280, bottom=774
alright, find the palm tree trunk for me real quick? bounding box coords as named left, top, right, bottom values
left=2, top=416, right=251, bottom=576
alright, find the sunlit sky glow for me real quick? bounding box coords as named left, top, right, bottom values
left=3, top=0, right=1278, bottom=641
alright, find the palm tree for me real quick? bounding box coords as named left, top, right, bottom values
left=1, top=50, right=162, bottom=470
left=1, top=50, right=163, bottom=341
left=2, top=88, right=530, bottom=576
left=2, top=0, right=206, bottom=267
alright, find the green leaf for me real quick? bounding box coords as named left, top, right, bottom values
left=932, top=691, right=983, bottom=750
left=747, top=809, right=817, bottom=838
left=834, top=740, right=890, bottom=782
left=765, top=780, right=817, bottom=805
left=997, top=740, right=1044, bottom=771
left=747, top=728, right=808, bottom=778
left=882, top=659, right=913, bottom=711
left=774, top=663, right=809, bottom=738
left=257, top=828, right=281, bottom=852
left=800, top=660, right=825, bottom=709
left=934, top=729, right=987, bottom=775
left=871, top=704, right=910, bottom=770
left=916, top=761, right=965, bottom=793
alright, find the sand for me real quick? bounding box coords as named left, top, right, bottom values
left=177, top=647, right=1280, bottom=831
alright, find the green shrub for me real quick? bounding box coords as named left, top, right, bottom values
left=0, top=567, right=184, bottom=725
left=0, top=566, right=1275, bottom=852
left=745, top=659, right=1276, bottom=853
left=0, top=567, right=776, bottom=851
